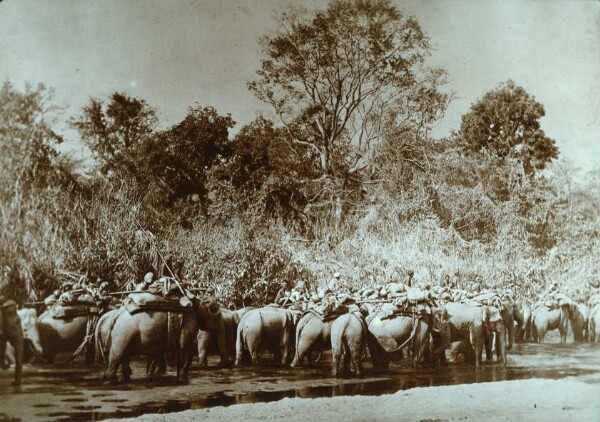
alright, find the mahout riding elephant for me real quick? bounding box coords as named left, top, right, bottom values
left=365, top=306, right=433, bottom=370
left=197, top=307, right=255, bottom=367
left=513, top=302, right=532, bottom=343
left=569, top=303, right=589, bottom=342
left=588, top=305, right=600, bottom=343
left=531, top=299, right=572, bottom=343
left=96, top=295, right=224, bottom=383
left=443, top=302, right=505, bottom=367
left=330, top=311, right=367, bottom=378
left=290, top=311, right=333, bottom=367
left=235, top=307, right=300, bottom=366
left=0, top=300, right=24, bottom=385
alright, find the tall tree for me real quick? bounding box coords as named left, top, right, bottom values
left=458, top=80, right=559, bottom=175
left=249, top=0, right=449, bottom=221
left=145, top=105, right=235, bottom=205
left=71, top=92, right=157, bottom=178
left=0, top=82, right=66, bottom=193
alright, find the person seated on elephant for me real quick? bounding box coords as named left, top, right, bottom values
left=44, top=289, right=61, bottom=309
left=328, top=272, right=342, bottom=292
left=406, top=270, right=415, bottom=287
left=61, top=281, right=75, bottom=293
left=135, top=272, right=156, bottom=292
left=158, top=254, right=185, bottom=280
left=274, top=280, right=291, bottom=305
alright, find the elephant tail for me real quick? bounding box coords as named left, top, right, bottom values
left=235, top=317, right=245, bottom=364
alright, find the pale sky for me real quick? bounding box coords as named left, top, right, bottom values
left=1, top=0, right=599, bottom=172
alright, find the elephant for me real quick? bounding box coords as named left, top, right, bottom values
left=443, top=302, right=505, bottom=367
left=330, top=312, right=367, bottom=378
left=365, top=307, right=433, bottom=370
left=569, top=303, right=589, bottom=342
left=235, top=307, right=300, bottom=366
left=0, top=300, right=24, bottom=385
left=484, top=299, right=513, bottom=363
left=96, top=295, right=223, bottom=383
left=197, top=307, right=255, bottom=367
left=8, top=308, right=44, bottom=365
left=588, top=305, right=600, bottom=343
left=36, top=309, right=95, bottom=363
left=290, top=311, right=333, bottom=367
left=531, top=301, right=572, bottom=343
left=513, top=302, right=532, bottom=343
left=427, top=306, right=452, bottom=367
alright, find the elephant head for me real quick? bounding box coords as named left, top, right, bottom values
left=196, top=296, right=223, bottom=331
left=18, top=308, right=43, bottom=358
left=431, top=306, right=451, bottom=355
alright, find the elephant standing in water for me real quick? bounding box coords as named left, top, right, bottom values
left=588, top=305, right=600, bottom=343
left=513, top=302, right=532, bottom=343
left=0, top=301, right=24, bottom=385
left=330, top=312, right=367, bottom=378
left=484, top=299, right=513, bottom=363
left=531, top=300, right=572, bottom=343
left=235, top=307, right=300, bottom=366
left=35, top=310, right=94, bottom=363
left=365, top=308, right=433, bottom=370
left=569, top=303, right=589, bottom=342
left=197, top=307, right=255, bottom=367
left=96, top=296, right=223, bottom=383
left=291, top=311, right=333, bottom=367
left=443, top=302, right=506, bottom=367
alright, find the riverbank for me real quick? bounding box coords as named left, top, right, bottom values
left=111, top=377, right=600, bottom=422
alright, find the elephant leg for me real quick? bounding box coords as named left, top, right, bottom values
left=281, top=331, right=292, bottom=366
left=484, top=331, right=494, bottom=361
left=197, top=332, right=211, bottom=367
left=471, top=329, right=484, bottom=368
left=215, top=333, right=229, bottom=367
left=349, top=339, right=363, bottom=378
left=105, top=344, right=125, bottom=383
left=331, top=344, right=341, bottom=378
left=6, top=333, right=23, bottom=386
left=121, top=357, right=132, bottom=383
left=291, top=333, right=315, bottom=367
left=177, top=326, right=197, bottom=383
left=0, top=336, right=8, bottom=370
left=367, top=333, right=388, bottom=371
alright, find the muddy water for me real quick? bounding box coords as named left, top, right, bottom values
left=1, top=335, right=599, bottom=422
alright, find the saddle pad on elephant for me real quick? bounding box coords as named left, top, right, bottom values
left=377, top=302, right=431, bottom=321
left=50, top=304, right=99, bottom=320
left=124, top=292, right=193, bottom=315
left=306, top=305, right=349, bottom=322
left=470, top=292, right=503, bottom=308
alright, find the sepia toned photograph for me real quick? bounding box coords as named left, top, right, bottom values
left=1, top=0, right=599, bottom=421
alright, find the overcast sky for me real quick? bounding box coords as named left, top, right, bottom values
left=1, top=0, right=599, bottom=173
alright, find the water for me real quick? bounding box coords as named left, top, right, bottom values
left=1, top=336, right=599, bottom=422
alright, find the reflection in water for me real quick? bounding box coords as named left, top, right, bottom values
left=1, top=341, right=599, bottom=422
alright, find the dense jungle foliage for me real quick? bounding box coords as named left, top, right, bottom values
left=1, top=0, right=598, bottom=306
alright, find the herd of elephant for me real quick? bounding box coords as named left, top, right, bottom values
left=2, top=291, right=599, bottom=387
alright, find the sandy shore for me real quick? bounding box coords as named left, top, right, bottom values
left=109, top=377, right=600, bottom=422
